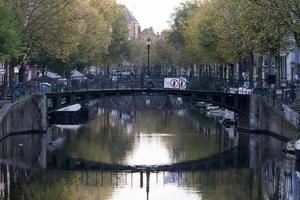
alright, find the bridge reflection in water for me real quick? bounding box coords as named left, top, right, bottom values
left=46, top=141, right=248, bottom=200
left=0, top=100, right=300, bottom=200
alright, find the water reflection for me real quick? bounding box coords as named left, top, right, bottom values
left=0, top=134, right=46, bottom=168
left=58, top=109, right=237, bottom=166
left=0, top=97, right=299, bottom=199
left=262, top=159, right=300, bottom=200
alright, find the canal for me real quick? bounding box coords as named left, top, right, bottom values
left=0, top=96, right=299, bottom=200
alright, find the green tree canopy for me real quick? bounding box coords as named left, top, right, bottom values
left=0, top=0, right=21, bottom=62
left=4, top=0, right=131, bottom=75
left=251, top=0, right=300, bottom=47
left=175, top=0, right=292, bottom=67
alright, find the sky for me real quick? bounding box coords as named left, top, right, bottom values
left=117, top=0, right=186, bottom=33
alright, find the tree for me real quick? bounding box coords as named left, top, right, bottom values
left=168, top=0, right=200, bottom=67
left=213, top=0, right=290, bottom=84
left=5, top=0, right=131, bottom=76
left=69, top=0, right=113, bottom=70
left=127, top=40, right=145, bottom=66
left=184, top=2, right=223, bottom=66
left=151, top=31, right=177, bottom=69
left=69, top=0, right=131, bottom=73
left=251, top=0, right=300, bottom=47
left=98, top=2, right=131, bottom=70
left=0, top=0, right=21, bottom=62
left=4, top=0, right=85, bottom=79
left=0, top=0, right=21, bottom=94
left=180, top=0, right=291, bottom=83
left=169, top=0, right=200, bottom=48
left=7, top=0, right=81, bottom=57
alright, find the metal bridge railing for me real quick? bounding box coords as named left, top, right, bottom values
left=5, top=75, right=276, bottom=101
left=282, top=104, right=300, bottom=128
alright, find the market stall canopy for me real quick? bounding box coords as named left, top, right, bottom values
left=71, top=70, right=86, bottom=80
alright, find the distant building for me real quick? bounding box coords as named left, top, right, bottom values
left=281, top=36, right=300, bottom=84
left=120, top=5, right=140, bottom=39
left=138, top=27, right=160, bottom=44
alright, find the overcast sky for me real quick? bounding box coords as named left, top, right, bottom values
left=117, top=0, right=186, bottom=33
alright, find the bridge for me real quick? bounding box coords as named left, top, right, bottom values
left=46, top=88, right=250, bottom=114
left=7, top=75, right=253, bottom=115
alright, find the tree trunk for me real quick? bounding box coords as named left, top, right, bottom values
left=267, top=53, right=272, bottom=76
left=224, top=65, right=227, bottom=80
left=18, top=62, right=25, bottom=83
left=257, top=55, right=263, bottom=87
left=1, top=62, right=7, bottom=100
left=220, top=65, right=223, bottom=79
left=199, top=65, right=202, bottom=77
left=9, top=59, right=15, bottom=85
left=4, top=61, right=8, bottom=87
left=238, top=58, right=243, bottom=81
left=249, top=53, right=254, bottom=88
left=294, top=32, right=300, bottom=48
left=275, top=53, right=281, bottom=88
left=230, top=64, right=234, bottom=85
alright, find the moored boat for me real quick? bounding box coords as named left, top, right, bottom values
left=206, top=104, right=219, bottom=111
left=208, top=109, right=223, bottom=117
left=196, top=101, right=206, bottom=109
left=222, top=110, right=236, bottom=127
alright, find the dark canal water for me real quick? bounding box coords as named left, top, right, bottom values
left=0, top=96, right=299, bottom=200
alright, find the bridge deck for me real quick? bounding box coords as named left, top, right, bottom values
left=46, top=88, right=251, bottom=115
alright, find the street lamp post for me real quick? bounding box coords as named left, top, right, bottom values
left=146, top=38, right=151, bottom=76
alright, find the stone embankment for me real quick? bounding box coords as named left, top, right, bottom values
left=0, top=95, right=47, bottom=141
left=249, top=96, right=299, bottom=139
left=0, top=94, right=298, bottom=141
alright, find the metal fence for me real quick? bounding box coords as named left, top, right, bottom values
left=5, top=74, right=297, bottom=102
left=282, top=104, right=300, bottom=128
left=6, top=73, right=300, bottom=127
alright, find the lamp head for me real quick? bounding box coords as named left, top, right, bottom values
left=291, top=61, right=296, bottom=69
left=146, top=38, right=151, bottom=47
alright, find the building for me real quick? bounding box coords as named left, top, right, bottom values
left=280, top=37, right=300, bottom=85
left=120, top=5, right=140, bottom=39
left=138, top=27, right=160, bottom=44
left=232, top=35, right=300, bottom=88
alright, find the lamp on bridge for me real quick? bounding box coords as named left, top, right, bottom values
left=146, top=38, right=151, bottom=76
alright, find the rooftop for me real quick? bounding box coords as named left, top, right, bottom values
left=120, top=5, right=138, bottom=23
